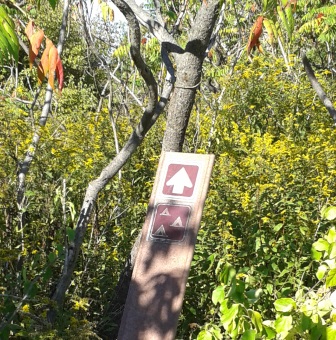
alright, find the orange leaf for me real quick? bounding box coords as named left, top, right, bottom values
left=25, top=20, right=34, bottom=39
left=28, top=30, right=44, bottom=67
left=37, top=38, right=53, bottom=84
left=316, top=13, right=324, bottom=25
left=247, top=16, right=264, bottom=55
left=48, top=44, right=58, bottom=90
left=56, top=56, right=64, bottom=92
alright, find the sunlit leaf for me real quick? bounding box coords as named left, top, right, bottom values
left=48, top=44, right=58, bottom=89
left=316, top=264, right=328, bottom=280
left=322, top=206, right=336, bottom=221
left=274, top=298, right=296, bottom=312
left=28, top=30, right=44, bottom=67
left=274, top=315, right=292, bottom=334
left=37, top=38, right=53, bottom=84
left=0, top=5, right=19, bottom=62
left=247, top=16, right=264, bottom=55
left=313, top=239, right=330, bottom=252
left=25, top=20, right=34, bottom=39
left=212, top=285, right=225, bottom=305
left=326, top=268, right=336, bottom=288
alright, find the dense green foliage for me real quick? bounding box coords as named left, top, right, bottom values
left=1, top=0, right=336, bottom=339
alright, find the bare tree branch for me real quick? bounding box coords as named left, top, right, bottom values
left=124, top=0, right=176, bottom=45
left=303, top=54, right=336, bottom=124
left=50, top=0, right=173, bottom=313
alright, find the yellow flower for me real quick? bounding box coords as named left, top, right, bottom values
left=22, top=304, right=30, bottom=313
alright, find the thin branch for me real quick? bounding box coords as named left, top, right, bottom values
left=303, top=54, right=336, bottom=124
left=122, top=0, right=177, bottom=46
left=206, top=1, right=225, bottom=54
left=153, top=0, right=165, bottom=26
left=110, top=72, right=144, bottom=108
left=172, top=0, right=188, bottom=35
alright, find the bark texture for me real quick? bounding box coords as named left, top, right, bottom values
left=163, top=0, right=220, bottom=151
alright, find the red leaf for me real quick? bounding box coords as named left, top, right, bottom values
left=56, top=56, right=64, bottom=92
left=247, top=16, right=264, bottom=55
left=37, top=38, right=53, bottom=84
left=29, top=30, right=44, bottom=67
left=48, top=44, right=58, bottom=90
left=25, top=20, right=35, bottom=39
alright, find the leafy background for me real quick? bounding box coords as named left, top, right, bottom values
left=1, top=0, right=336, bottom=339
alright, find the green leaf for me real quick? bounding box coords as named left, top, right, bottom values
left=48, top=251, right=57, bottom=263
left=43, top=267, right=53, bottom=282
left=246, top=288, right=263, bottom=304
left=47, top=0, right=57, bottom=9
left=300, top=313, right=312, bottom=332
left=262, top=323, right=276, bottom=339
left=212, top=286, right=225, bottom=305
left=322, top=206, right=336, bottom=220
left=329, top=243, right=336, bottom=260
left=228, top=278, right=245, bottom=303
left=220, top=302, right=239, bottom=328
left=313, top=239, right=330, bottom=252
left=327, top=227, right=336, bottom=244
left=241, top=329, right=256, bottom=340
left=274, top=315, right=292, bottom=334
left=0, top=5, right=19, bottom=63
left=326, top=268, right=336, bottom=288
left=249, top=310, right=263, bottom=333
left=166, top=10, right=177, bottom=20
left=326, top=324, right=336, bottom=339
left=197, top=330, right=213, bottom=340
left=316, top=264, right=328, bottom=280
left=219, top=264, right=236, bottom=285
left=67, top=227, right=75, bottom=242
left=211, top=325, right=223, bottom=340
left=311, top=246, right=322, bottom=261
left=273, top=223, right=283, bottom=232
left=274, top=298, right=296, bottom=312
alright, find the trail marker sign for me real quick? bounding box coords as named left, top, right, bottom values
left=118, top=152, right=214, bottom=340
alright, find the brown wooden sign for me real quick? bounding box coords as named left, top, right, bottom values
left=118, top=152, right=214, bottom=340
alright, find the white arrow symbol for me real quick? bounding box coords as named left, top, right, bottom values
left=166, top=167, right=193, bottom=194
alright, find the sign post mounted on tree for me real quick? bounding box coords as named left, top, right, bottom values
left=118, top=152, right=215, bottom=340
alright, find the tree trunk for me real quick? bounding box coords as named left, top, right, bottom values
left=163, top=55, right=203, bottom=152
left=99, top=2, right=220, bottom=338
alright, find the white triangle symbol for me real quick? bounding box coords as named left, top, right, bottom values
left=170, top=216, right=184, bottom=228
left=160, top=208, right=171, bottom=216
left=153, top=225, right=168, bottom=237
